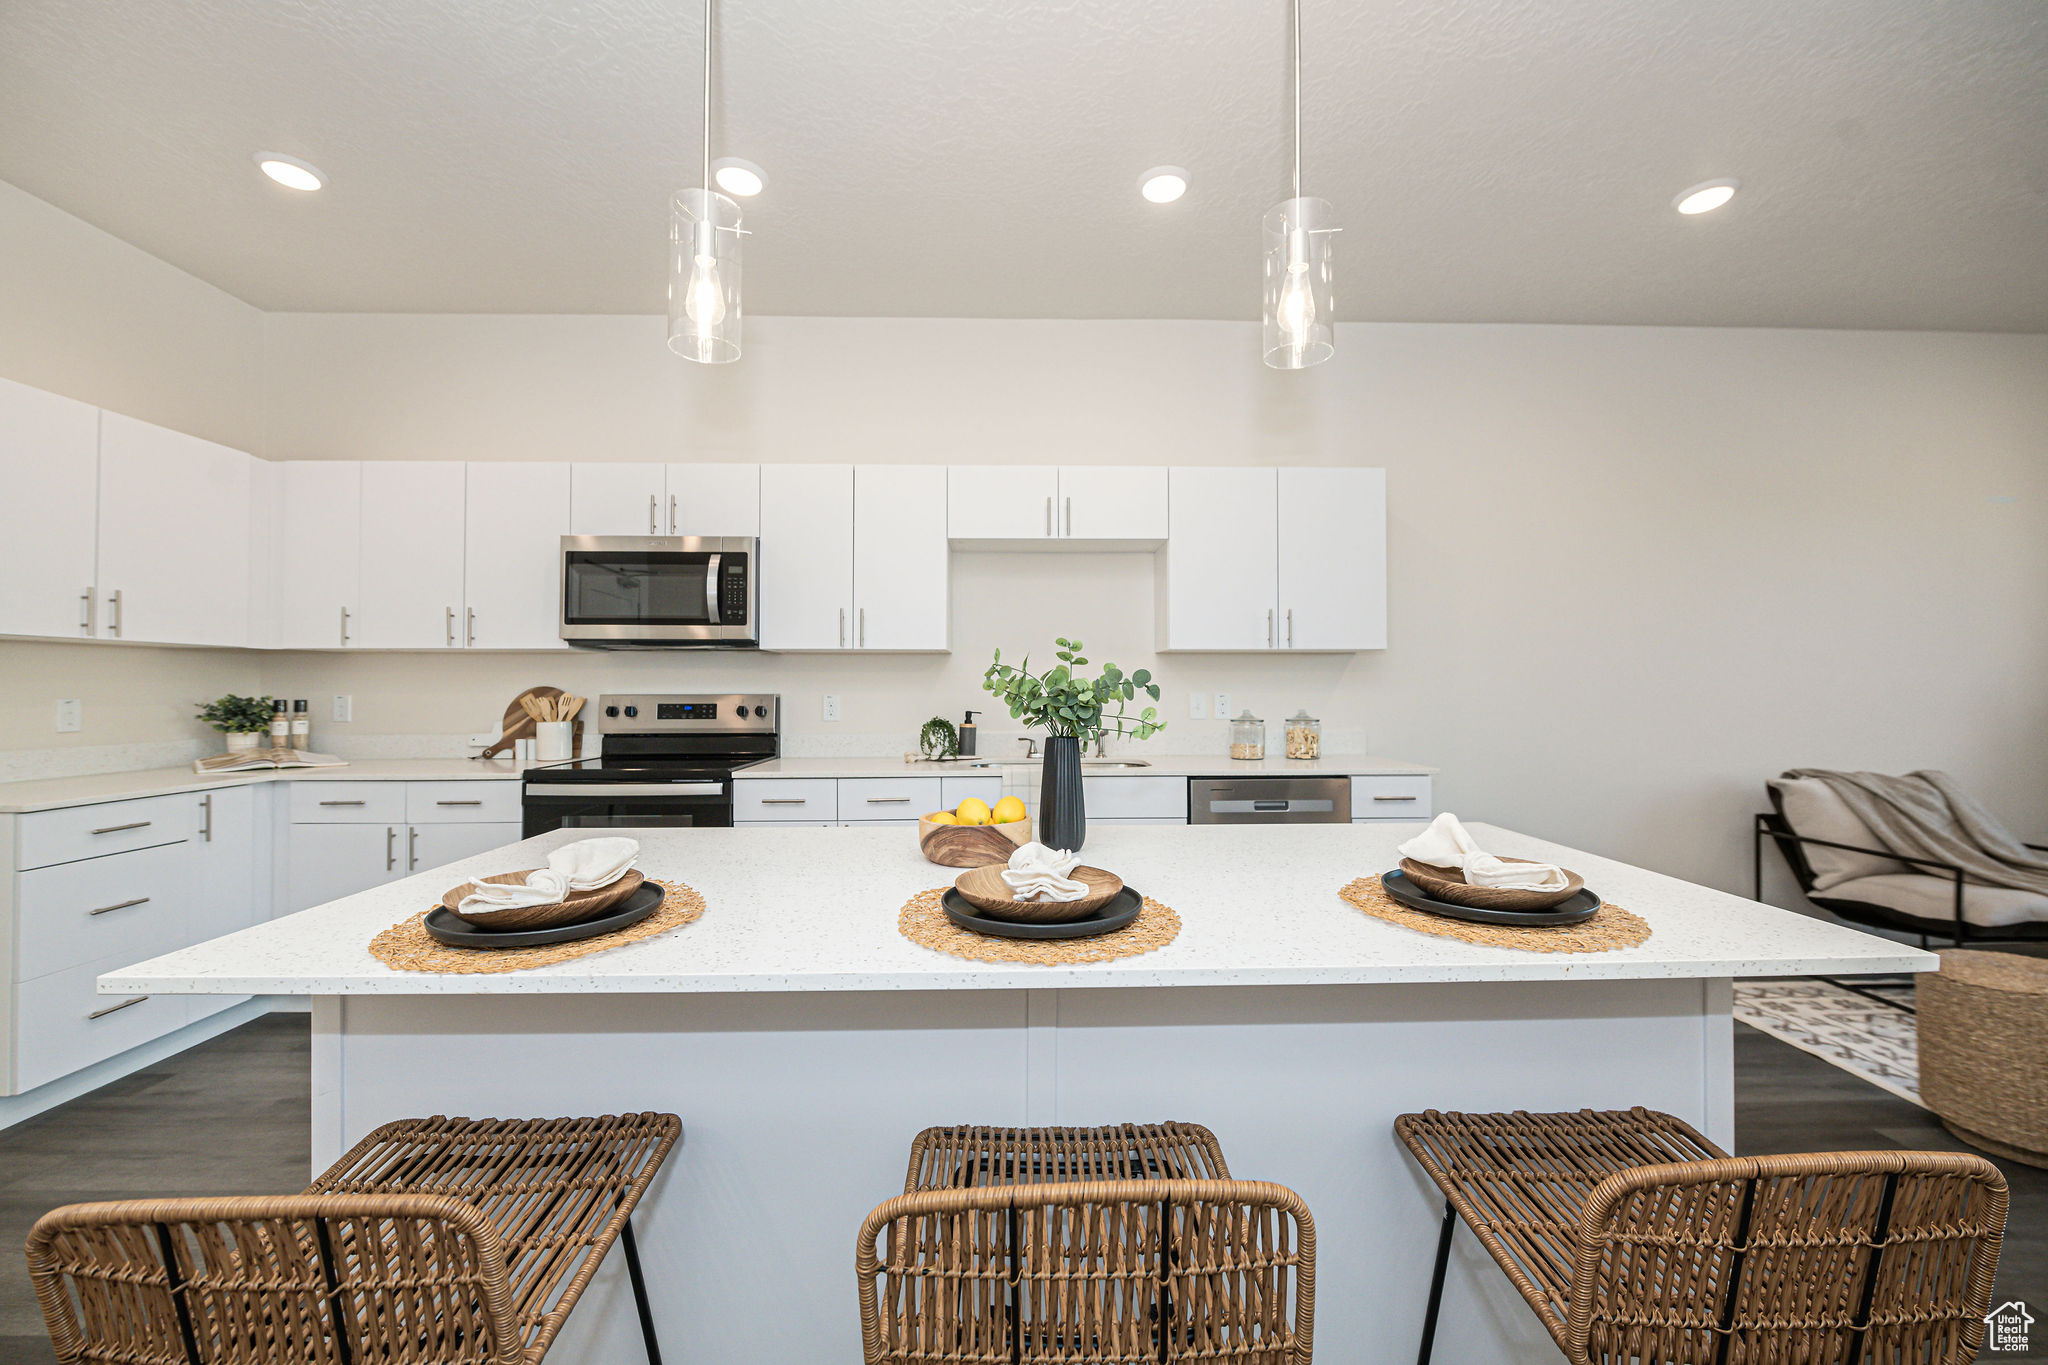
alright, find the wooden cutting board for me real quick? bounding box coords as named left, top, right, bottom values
left=480, top=686, right=570, bottom=759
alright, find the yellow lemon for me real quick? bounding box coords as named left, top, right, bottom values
left=991, top=796, right=1027, bottom=825
left=955, top=797, right=993, bottom=826
left=925, top=811, right=959, bottom=825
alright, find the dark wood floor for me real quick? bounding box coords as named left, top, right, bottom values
left=1, top=1016, right=2040, bottom=1362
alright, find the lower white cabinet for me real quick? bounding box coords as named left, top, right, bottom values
left=410, top=822, right=524, bottom=873
left=1350, top=775, right=1433, bottom=822
left=15, top=959, right=192, bottom=1093
left=286, top=782, right=524, bottom=913
left=287, top=822, right=401, bottom=911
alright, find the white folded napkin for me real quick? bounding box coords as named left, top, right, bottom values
left=999, top=841, right=1090, bottom=903
left=1397, top=813, right=1571, bottom=892
left=458, top=837, right=641, bottom=913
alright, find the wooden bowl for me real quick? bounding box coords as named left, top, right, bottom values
left=919, top=815, right=1033, bottom=868
left=953, top=864, right=1124, bottom=923
left=1398, top=858, right=1584, bottom=912
left=443, top=869, right=646, bottom=931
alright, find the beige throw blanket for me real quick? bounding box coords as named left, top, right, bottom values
left=1782, top=769, right=2048, bottom=896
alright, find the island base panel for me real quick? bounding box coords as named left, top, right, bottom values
left=314, top=978, right=1731, bottom=1365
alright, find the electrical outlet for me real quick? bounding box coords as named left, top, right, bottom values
left=1214, top=692, right=1232, bottom=719
left=822, top=694, right=841, bottom=722
left=55, top=699, right=82, bottom=733
left=332, top=694, right=353, bottom=723
left=1188, top=692, right=1207, bottom=719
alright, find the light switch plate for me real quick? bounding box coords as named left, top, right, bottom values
left=822, top=694, right=841, bottom=722
left=332, top=694, right=353, bottom=723
left=1214, top=692, right=1232, bottom=719
left=1188, top=692, right=1208, bottom=719
left=55, top=699, right=82, bottom=733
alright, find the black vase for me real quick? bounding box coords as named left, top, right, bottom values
left=1038, top=735, right=1086, bottom=852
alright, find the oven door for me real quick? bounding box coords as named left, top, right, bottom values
left=560, top=535, right=757, bottom=646
left=522, top=781, right=734, bottom=836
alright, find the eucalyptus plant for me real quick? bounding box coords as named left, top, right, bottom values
left=196, top=694, right=275, bottom=734
left=982, top=639, right=1164, bottom=744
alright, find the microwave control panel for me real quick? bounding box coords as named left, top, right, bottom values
left=719, top=556, right=749, bottom=623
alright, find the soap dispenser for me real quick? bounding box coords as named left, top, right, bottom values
left=959, top=710, right=980, bottom=757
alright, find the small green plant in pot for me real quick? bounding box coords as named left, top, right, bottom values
left=983, top=639, right=1162, bottom=851
left=197, top=694, right=275, bottom=753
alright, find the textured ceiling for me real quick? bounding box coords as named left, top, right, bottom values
left=2, top=0, right=2044, bottom=327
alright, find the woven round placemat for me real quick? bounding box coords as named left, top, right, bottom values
left=898, top=888, right=1180, bottom=965
left=369, top=878, right=706, bottom=975
left=1340, top=876, right=1650, bottom=954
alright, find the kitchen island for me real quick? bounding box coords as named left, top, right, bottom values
left=108, top=822, right=1927, bottom=1365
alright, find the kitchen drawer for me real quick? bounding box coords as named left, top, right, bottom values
left=290, top=782, right=407, bottom=824
left=733, top=780, right=838, bottom=822
left=15, top=794, right=194, bottom=871
left=15, top=841, right=192, bottom=983
left=15, top=957, right=188, bottom=1092
left=941, top=776, right=1005, bottom=809
left=839, top=777, right=943, bottom=819
left=1081, top=776, right=1188, bottom=822
left=1350, top=775, right=1433, bottom=819
left=405, top=781, right=523, bottom=824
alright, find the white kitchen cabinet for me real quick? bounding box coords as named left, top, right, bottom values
left=287, top=822, right=401, bottom=911
left=190, top=786, right=262, bottom=1018
left=1277, top=467, right=1386, bottom=651
left=95, top=412, right=253, bottom=647
left=1057, top=467, right=1168, bottom=542
left=666, top=462, right=760, bottom=535
left=571, top=463, right=667, bottom=535
left=1350, top=775, right=1432, bottom=821
left=274, top=462, right=363, bottom=648
left=359, top=461, right=467, bottom=649
left=463, top=462, right=571, bottom=649
left=758, top=464, right=853, bottom=650
left=852, top=465, right=948, bottom=651
left=286, top=780, right=525, bottom=912
left=408, top=821, right=522, bottom=873
left=15, top=958, right=191, bottom=1093
left=1160, top=467, right=1278, bottom=651
left=947, top=465, right=1057, bottom=540
left=0, top=378, right=100, bottom=639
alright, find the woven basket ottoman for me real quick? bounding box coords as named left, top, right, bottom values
left=1919, top=949, right=2048, bottom=1168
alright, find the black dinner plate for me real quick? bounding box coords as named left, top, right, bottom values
left=1378, top=870, right=1601, bottom=927
left=423, top=881, right=666, bottom=948
left=940, top=886, right=1144, bottom=940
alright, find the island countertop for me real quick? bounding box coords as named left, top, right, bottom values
left=104, top=822, right=1931, bottom=996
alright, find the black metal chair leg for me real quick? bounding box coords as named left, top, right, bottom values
left=620, top=1218, right=664, bottom=1365
left=1417, top=1200, right=1457, bottom=1365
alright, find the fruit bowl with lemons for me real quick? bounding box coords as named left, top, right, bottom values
left=918, top=794, right=1033, bottom=867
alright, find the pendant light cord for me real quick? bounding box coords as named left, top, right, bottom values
left=701, top=0, right=713, bottom=192
left=1292, top=0, right=1302, bottom=201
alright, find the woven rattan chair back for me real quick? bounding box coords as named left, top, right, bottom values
left=1568, top=1151, right=2009, bottom=1365
left=904, top=1122, right=1231, bottom=1191
left=26, top=1194, right=524, bottom=1365
left=857, top=1178, right=1314, bottom=1365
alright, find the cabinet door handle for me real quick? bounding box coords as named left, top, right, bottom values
left=435, top=799, right=483, bottom=806
left=1046, top=496, right=1052, bottom=536
left=446, top=606, right=456, bottom=647
left=340, top=605, right=351, bottom=645
left=761, top=797, right=807, bottom=805
left=89, top=896, right=151, bottom=916
left=319, top=799, right=365, bottom=807
left=1286, top=608, right=1293, bottom=647
left=670, top=493, right=678, bottom=535
left=108, top=588, right=122, bottom=637
left=865, top=796, right=910, bottom=804
left=466, top=607, right=476, bottom=646
left=1065, top=496, right=1072, bottom=536
left=859, top=607, right=865, bottom=647
left=1266, top=608, right=1274, bottom=647
left=838, top=607, right=846, bottom=648
left=650, top=492, right=659, bottom=534
left=386, top=826, right=397, bottom=871
left=89, top=996, right=148, bottom=1020
left=200, top=793, right=213, bottom=842
left=80, top=587, right=94, bottom=635
left=1372, top=794, right=1417, bottom=802
left=408, top=826, right=419, bottom=871
left=91, top=820, right=151, bottom=835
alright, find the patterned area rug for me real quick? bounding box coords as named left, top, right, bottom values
left=1733, top=979, right=1923, bottom=1106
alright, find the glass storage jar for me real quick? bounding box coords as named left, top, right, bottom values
left=1229, top=711, right=1266, bottom=761
left=1284, top=711, right=1321, bottom=760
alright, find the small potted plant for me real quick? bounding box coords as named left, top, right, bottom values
left=983, top=639, right=1162, bottom=850
left=197, top=694, right=275, bottom=753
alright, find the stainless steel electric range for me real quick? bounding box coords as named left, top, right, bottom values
left=520, top=692, right=778, bottom=836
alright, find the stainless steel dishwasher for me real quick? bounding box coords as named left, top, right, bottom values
left=1188, top=776, right=1352, bottom=824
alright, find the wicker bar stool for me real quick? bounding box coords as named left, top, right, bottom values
left=1394, top=1107, right=2008, bottom=1365
left=27, top=1111, right=681, bottom=1365
left=858, top=1178, right=1315, bottom=1365
left=904, top=1121, right=1230, bottom=1191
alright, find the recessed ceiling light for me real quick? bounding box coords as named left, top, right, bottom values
left=1138, top=166, right=1189, bottom=203
left=712, top=157, right=766, bottom=197
left=1674, top=178, right=1738, bottom=215
left=255, top=153, right=324, bottom=192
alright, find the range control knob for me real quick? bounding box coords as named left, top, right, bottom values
left=604, top=705, right=620, bottom=718
left=623, top=705, right=638, bottom=718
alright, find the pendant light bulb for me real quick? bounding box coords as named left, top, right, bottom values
left=1262, top=0, right=1337, bottom=370
left=668, top=0, right=742, bottom=363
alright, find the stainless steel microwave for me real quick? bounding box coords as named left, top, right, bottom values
left=559, top=536, right=759, bottom=647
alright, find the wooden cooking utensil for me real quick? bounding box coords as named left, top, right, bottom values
left=480, top=686, right=571, bottom=759
left=1397, top=857, right=1585, bottom=911
left=953, top=864, right=1123, bottom=923
left=442, top=868, right=647, bottom=931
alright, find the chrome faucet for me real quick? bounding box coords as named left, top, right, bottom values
left=1017, top=736, right=1039, bottom=759
left=1093, top=733, right=1107, bottom=758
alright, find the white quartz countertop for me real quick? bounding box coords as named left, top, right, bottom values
left=0, top=758, right=528, bottom=813
left=106, top=822, right=1931, bottom=997
left=732, top=754, right=1435, bottom=779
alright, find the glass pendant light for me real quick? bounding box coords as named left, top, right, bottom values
left=1262, top=0, right=1337, bottom=370
left=668, top=0, right=743, bottom=363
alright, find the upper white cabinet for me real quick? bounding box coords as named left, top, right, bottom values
left=665, top=462, right=759, bottom=536
left=759, top=464, right=853, bottom=650
left=95, top=412, right=253, bottom=647
left=464, top=463, right=571, bottom=650
left=274, top=462, right=362, bottom=649
left=359, top=462, right=468, bottom=649
left=947, top=465, right=1166, bottom=546
left=853, top=465, right=948, bottom=651
left=569, top=463, right=666, bottom=535
left=0, top=378, right=100, bottom=638
left=1160, top=466, right=1385, bottom=652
